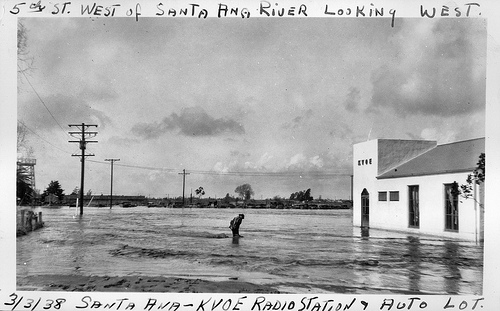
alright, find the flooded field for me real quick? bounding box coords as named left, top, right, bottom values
left=16, top=206, right=483, bottom=294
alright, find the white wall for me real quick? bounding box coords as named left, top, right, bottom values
left=353, top=140, right=482, bottom=241
left=375, top=173, right=480, bottom=241
left=352, top=140, right=378, bottom=227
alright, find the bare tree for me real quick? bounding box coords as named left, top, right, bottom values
left=16, top=20, right=36, bottom=204
left=17, top=20, right=35, bottom=157
left=17, top=20, right=34, bottom=75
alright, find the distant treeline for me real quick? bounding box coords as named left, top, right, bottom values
left=35, top=193, right=352, bottom=210
left=148, top=198, right=352, bottom=210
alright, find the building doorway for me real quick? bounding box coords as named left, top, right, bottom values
left=361, top=188, right=369, bottom=228
left=409, top=185, right=420, bottom=228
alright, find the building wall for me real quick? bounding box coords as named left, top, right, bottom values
left=375, top=173, right=481, bottom=241
left=353, top=139, right=483, bottom=241
left=353, top=140, right=378, bottom=227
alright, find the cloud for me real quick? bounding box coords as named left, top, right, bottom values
left=108, top=135, right=141, bottom=146
left=286, top=153, right=324, bottom=170
left=328, top=120, right=353, bottom=140
left=213, top=162, right=230, bottom=173
left=282, top=109, right=313, bottom=129
left=420, top=128, right=456, bottom=143
left=213, top=151, right=327, bottom=174
left=344, top=87, right=361, bottom=112
left=79, top=85, right=118, bottom=103
left=230, top=150, right=251, bottom=157
left=288, top=153, right=307, bottom=167
left=309, top=155, right=324, bottom=168
left=20, top=93, right=111, bottom=131
left=256, top=152, right=275, bottom=167
left=131, top=107, right=245, bottom=139
left=369, top=19, right=486, bottom=117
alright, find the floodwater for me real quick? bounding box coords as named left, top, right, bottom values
left=17, top=206, right=483, bottom=294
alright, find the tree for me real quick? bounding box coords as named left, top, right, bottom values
left=223, top=193, right=232, bottom=203
left=290, top=188, right=313, bottom=201
left=17, top=123, right=36, bottom=203
left=16, top=21, right=35, bottom=156
left=195, top=186, right=205, bottom=199
left=71, top=187, right=80, bottom=195
left=17, top=20, right=34, bottom=75
left=17, top=123, right=29, bottom=154
left=41, top=180, right=65, bottom=203
left=458, top=153, right=485, bottom=207
left=17, top=166, right=34, bottom=205
left=235, top=184, right=254, bottom=201
left=304, top=188, right=313, bottom=201
left=16, top=21, right=35, bottom=205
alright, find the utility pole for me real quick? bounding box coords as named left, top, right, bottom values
left=105, top=158, right=120, bottom=209
left=69, top=123, right=98, bottom=215
left=178, top=169, right=190, bottom=206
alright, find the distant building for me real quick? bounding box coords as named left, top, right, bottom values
left=44, top=193, right=58, bottom=205
left=353, top=137, right=484, bottom=241
left=65, top=194, right=147, bottom=207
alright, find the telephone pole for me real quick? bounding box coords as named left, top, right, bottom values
left=105, top=158, right=120, bottom=209
left=69, top=123, right=98, bottom=215
left=178, top=169, right=190, bottom=206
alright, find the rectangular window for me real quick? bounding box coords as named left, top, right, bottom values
left=389, top=191, right=399, bottom=201
left=444, top=183, right=459, bottom=231
left=378, top=192, right=387, bottom=201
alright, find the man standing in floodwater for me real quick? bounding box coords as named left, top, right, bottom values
left=229, top=214, right=244, bottom=237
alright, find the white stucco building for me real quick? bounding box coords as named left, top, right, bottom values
left=352, top=137, right=484, bottom=241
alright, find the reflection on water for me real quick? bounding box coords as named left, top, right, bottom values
left=70, top=217, right=86, bottom=273
left=361, top=227, right=369, bottom=238
left=444, top=241, right=461, bottom=294
left=17, top=207, right=483, bottom=294
left=406, top=236, right=422, bottom=293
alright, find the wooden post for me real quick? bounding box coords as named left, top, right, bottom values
left=20, top=210, right=25, bottom=229
left=28, top=211, right=33, bottom=231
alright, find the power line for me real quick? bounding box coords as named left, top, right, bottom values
left=18, top=64, right=71, bottom=139
left=19, top=122, right=352, bottom=179
left=104, top=158, right=120, bottom=209
left=16, top=66, right=352, bottom=190
left=17, top=120, right=72, bottom=154
left=106, top=162, right=178, bottom=172
left=69, top=123, right=98, bottom=215
left=178, top=169, right=190, bottom=205
left=105, top=161, right=350, bottom=178
left=187, top=170, right=352, bottom=177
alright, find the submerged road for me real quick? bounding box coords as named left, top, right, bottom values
left=16, top=206, right=483, bottom=294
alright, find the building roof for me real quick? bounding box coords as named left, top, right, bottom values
left=377, top=139, right=437, bottom=175
left=377, top=137, right=485, bottom=179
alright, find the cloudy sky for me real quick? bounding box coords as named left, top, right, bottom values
left=17, top=17, right=486, bottom=200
